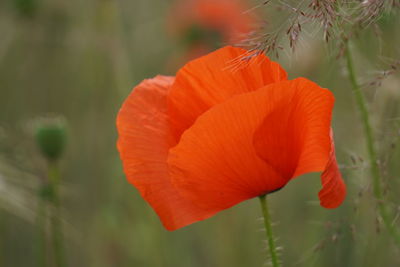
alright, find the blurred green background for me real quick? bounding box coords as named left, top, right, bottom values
left=0, top=0, right=400, bottom=266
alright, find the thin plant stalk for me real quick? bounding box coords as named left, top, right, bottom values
left=48, top=162, right=66, bottom=267
left=36, top=190, right=47, bottom=267
left=259, top=195, right=281, bottom=267
left=345, top=41, right=400, bottom=247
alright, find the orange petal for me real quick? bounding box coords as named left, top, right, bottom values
left=116, top=76, right=216, bottom=230
left=168, top=83, right=290, bottom=211
left=318, top=131, right=346, bottom=208
left=168, top=78, right=345, bottom=212
left=168, top=46, right=287, bottom=139
left=253, top=78, right=346, bottom=208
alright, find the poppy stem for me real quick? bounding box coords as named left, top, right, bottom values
left=259, top=195, right=281, bottom=267
left=36, top=187, right=48, bottom=267
left=48, top=161, right=67, bottom=267
left=345, top=41, right=400, bottom=247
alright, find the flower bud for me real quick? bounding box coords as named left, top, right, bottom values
left=35, top=119, right=66, bottom=161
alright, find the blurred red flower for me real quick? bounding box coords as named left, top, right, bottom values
left=168, top=0, right=257, bottom=58
left=117, top=46, right=346, bottom=231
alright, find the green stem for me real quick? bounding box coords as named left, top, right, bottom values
left=259, top=195, right=280, bottom=267
left=48, top=162, right=66, bottom=267
left=36, top=189, right=47, bottom=267
left=345, top=42, right=400, bottom=247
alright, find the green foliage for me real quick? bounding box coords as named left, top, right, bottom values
left=38, top=183, right=54, bottom=201
left=12, top=0, right=38, bottom=18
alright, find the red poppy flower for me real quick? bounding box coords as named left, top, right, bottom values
left=117, top=46, right=346, bottom=231
left=168, top=0, right=256, bottom=48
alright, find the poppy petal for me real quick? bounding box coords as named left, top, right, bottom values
left=168, top=45, right=287, bottom=139
left=253, top=78, right=346, bottom=208
left=318, top=132, right=346, bottom=208
left=168, top=82, right=292, bottom=211
left=116, top=76, right=215, bottom=230
left=168, top=78, right=345, bottom=211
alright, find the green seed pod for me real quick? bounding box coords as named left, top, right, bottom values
left=35, top=119, right=66, bottom=161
